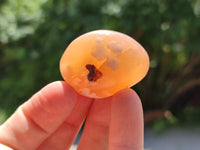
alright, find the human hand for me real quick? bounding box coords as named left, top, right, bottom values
left=0, top=81, right=143, bottom=150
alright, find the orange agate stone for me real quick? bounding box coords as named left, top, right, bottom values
left=60, top=30, right=149, bottom=98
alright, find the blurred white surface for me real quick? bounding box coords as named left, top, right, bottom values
left=144, top=127, right=200, bottom=150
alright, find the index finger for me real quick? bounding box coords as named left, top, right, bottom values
left=0, top=81, right=77, bottom=150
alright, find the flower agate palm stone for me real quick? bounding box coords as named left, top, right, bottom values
left=60, top=30, right=149, bottom=98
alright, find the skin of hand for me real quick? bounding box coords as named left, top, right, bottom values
left=0, top=81, right=143, bottom=150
